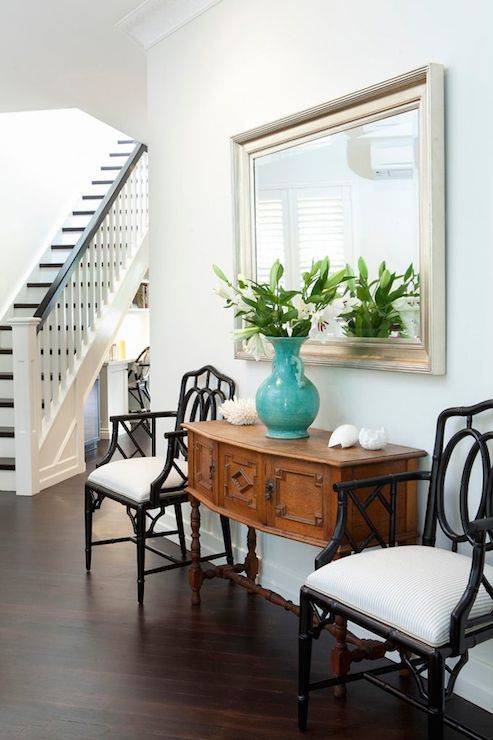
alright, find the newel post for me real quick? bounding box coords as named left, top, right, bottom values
left=10, top=317, right=41, bottom=495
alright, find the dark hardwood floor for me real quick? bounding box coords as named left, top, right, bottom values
left=0, top=444, right=491, bottom=739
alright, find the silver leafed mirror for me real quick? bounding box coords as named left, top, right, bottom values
left=232, top=65, right=445, bottom=373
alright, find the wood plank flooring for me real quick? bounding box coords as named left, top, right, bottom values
left=0, top=445, right=491, bottom=739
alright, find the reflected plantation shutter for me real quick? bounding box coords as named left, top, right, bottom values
left=296, top=191, right=347, bottom=274
left=255, top=186, right=350, bottom=286
left=255, top=195, right=285, bottom=284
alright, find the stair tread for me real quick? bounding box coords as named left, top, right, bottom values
left=51, top=245, right=74, bottom=250
left=73, top=210, right=95, bottom=216
left=82, top=195, right=105, bottom=200
left=118, top=139, right=135, bottom=144
left=62, top=227, right=85, bottom=232
left=101, top=166, right=122, bottom=171
left=0, top=349, right=12, bottom=354
left=0, top=427, right=14, bottom=437
left=110, top=152, right=132, bottom=157
left=0, top=326, right=12, bottom=331
left=0, top=457, right=15, bottom=470
left=14, top=303, right=38, bottom=308
left=27, top=282, right=51, bottom=288
left=91, top=180, right=114, bottom=185
left=40, top=263, right=64, bottom=268
left=0, top=398, right=13, bottom=407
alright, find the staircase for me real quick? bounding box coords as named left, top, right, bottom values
left=1, top=140, right=149, bottom=494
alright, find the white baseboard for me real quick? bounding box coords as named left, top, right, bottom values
left=156, top=510, right=493, bottom=713
left=39, top=456, right=86, bottom=490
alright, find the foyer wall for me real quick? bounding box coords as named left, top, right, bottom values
left=147, top=0, right=493, bottom=709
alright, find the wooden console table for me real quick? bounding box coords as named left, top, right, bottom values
left=183, top=420, right=426, bottom=691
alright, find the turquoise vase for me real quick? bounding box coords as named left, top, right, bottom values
left=256, top=336, right=320, bottom=439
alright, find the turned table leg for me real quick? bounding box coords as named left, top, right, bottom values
left=188, top=495, right=204, bottom=606
left=244, top=526, right=259, bottom=587
left=331, top=615, right=351, bottom=698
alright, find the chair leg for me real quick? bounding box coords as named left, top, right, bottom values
left=427, top=653, right=445, bottom=740
left=298, top=589, right=313, bottom=731
left=136, top=508, right=146, bottom=605
left=174, top=503, right=187, bottom=559
left=220, top=515, right=234, bottom=565
left=84, top=485, right=93, bottom=571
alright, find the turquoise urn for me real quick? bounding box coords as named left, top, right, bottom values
left=256, top=336, right=320, bottom=439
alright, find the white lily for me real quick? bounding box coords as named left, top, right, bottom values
left=309, top=303, right=343, bottom=342
left=213, top=283, right=236, bottom=303
left=292, top=294, right=311, bottom=320
left=244, top=332, right=272, bottom=361
left=282, top=322, right=293, bottom=337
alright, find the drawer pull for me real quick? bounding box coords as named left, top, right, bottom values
left=265, top=479, right=275, bottom=500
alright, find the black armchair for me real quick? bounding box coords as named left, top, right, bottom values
left=299, top=401, right=493, bottom=739
left=85, top=365, right=236, bottom=604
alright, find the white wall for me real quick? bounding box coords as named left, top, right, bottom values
left=0, top=109, right=125, bottom=319
left=147, top=0, right=493, bottom=710
left=114, top=309, right=150, bottom=360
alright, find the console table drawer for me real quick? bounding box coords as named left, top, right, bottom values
left=265, top=457, right=332, bottom=540
left=218, top=444, right=266, bottom=525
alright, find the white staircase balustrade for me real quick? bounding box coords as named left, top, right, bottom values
left=10, top=145, right=148, bottom=495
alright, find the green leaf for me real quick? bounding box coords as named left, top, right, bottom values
left=358, top=256, right=368, bottom=281
left=213, top=264, right=229, bottom=283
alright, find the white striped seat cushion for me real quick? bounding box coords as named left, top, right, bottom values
left=87, top=457, right=187, bottom=502
left=305, top=545, right=493, bottom=647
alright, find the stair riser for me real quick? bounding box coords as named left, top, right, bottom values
left=0, top=437, right=14, bottom=457
left=20, top=287, right=50, bottom=304
left=0, top=334, right=12, bottom=350
left=0, top=408, right=14, bottom=426
left=13, top=307, right=37, bottom=317
left=0, top=355, right=13, bottom=373
left=0, top=379, right=13, bottom=395
left=0, top=469, right=15, bottom=492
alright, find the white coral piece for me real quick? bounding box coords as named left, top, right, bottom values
left=359, top=427, right=387, bottom=450
left=221, top=398, right=258, bottom=426
left=328, top=424, right=359, bottom=448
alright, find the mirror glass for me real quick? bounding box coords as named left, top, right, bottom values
left=253, top=108, right=421, bottom=340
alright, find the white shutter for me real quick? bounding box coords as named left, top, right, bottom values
left=296, top=190, right=348, bottom=275
left=255, top=194, right=285, bottom=284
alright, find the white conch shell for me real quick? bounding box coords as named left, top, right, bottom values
left=220, top=398, right=258, bottom=426
left=359, top=426, right=387, bottom=450
left=328, top=424, right=359, bottom=449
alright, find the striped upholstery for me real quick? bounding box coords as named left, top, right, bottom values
left=305, top=545, right=493, bottom=647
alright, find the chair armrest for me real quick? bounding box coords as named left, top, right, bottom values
left=315, top=469, right=430, bottom=569
left=164, top=429, right=187, bottom=440
left=334, top=469, right=431, bottom=494
left=109, top=410, right=177, bottom=422
left=467, top=516, right=493, bottom=535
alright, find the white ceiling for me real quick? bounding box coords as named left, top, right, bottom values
left=0, top=0, right=147, bottom=139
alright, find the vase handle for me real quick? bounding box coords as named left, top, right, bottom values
left=292, top=356, right=306, bottom=388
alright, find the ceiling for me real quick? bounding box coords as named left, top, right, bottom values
left=0, top=0, right=147, bottom=139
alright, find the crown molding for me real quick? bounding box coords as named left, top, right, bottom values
left=117, top=0, right=224, bottom=50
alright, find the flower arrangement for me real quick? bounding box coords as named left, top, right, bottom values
left=213, top=256, right=420, bottom=358
left=213, top=258, right=349, bottom=359
left=340, top=258, right=419, bottom=339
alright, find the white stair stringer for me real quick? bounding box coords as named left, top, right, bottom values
left=37, top=235, right=148, bottom=491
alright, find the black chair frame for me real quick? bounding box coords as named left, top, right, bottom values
left=299, top=401, right=493, bottom=740
left=85, top=365, right=236, bottom=604
left=128, top=346, right=151, bottom=410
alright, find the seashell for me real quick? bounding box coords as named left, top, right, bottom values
left=328, top=424, right=359, bottom=449
left=221, top=398, right=258, bottom=426
left=359, top=426, right=387, bottom=450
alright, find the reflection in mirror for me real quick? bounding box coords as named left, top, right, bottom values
left=253, top=109, right=420, bottom=340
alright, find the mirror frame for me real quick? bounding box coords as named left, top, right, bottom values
left=231, top=64, right=445, bottom=374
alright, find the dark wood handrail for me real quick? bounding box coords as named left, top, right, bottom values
left=35, top=142, right=148, bottom=330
